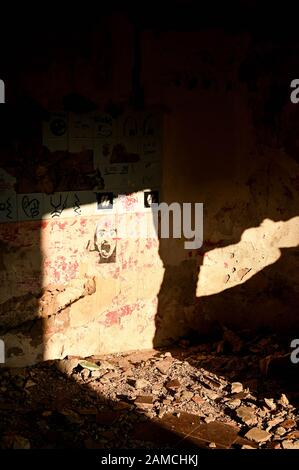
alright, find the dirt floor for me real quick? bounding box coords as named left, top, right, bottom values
left=0, top=330, right=298, bottom=449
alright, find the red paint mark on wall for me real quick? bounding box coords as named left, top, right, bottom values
left=122, top=195, right=138, bottom=210
left=146, top=240, right=153, bottom=249
left=58, top=221, right=67, bottom=230
left=112, top=267, right=121, bottom=279
left=104, top=304, right=134, bottom=327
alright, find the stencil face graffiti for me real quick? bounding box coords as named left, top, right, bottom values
left=94, top=225, right=117, bottom=263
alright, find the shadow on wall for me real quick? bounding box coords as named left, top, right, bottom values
left=152, top=123, right=299, bottom=346
left=1, top=18, right=299, bottom=367
left=154, top=219, right=299, bottom=349
left=1, top=99, right=299, bottom=365
left=200, top=245, right=299, bottom=333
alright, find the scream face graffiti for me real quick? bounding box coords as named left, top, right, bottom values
left=94, top=225, right=117, bottom=263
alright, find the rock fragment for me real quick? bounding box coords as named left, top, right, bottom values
left=236, top=406, right=257, bottom=426
left=231, top=382, right=243, bottom=394
left=245, top=428, right=271, bottom=443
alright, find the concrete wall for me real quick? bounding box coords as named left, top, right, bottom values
left=1, top=21, right=299, bottom=365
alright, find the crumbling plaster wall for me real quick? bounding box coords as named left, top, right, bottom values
left=1, top=23, right=299, bottom=366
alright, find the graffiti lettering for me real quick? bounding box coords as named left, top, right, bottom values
left=50, top=194, right=68, bottom=218
left=22, top=196, right=40, bottom=218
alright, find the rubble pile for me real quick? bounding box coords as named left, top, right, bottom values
left=0, top=332, right=298, bottom=449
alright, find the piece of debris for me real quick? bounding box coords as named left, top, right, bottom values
left=245, top=428, right=271, bottom=443
left=156, top=358, right=173, bottom=375
left=275, top=427, right=286, bottom=436
left=165, top=379, right=181, bottom=391
left=134, top=395, right=154, bottom=409
left=281, top=440, right=299, bottom=449
left=181, top=391, right=194, bottom=401
left=278, top=394, right=289, bottom=408
left=56, top=357, right=79, bottom=376
left=236, top=406, right=257, bottom=426
left=264, top=398, right=276, bottom=411
left=280, top=419, right=296, bottom=429
left=0, top=337, right=298, bottom=449
left=128, top=378, right=150, bottom=390
left=226, top=399, right=241, bottom=410
left=78, top=360, right=101, bottom=371
left=231, top=382, right=243, bottom=394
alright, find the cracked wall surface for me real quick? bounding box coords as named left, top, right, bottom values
left=1, top=23, right=299, bottom=366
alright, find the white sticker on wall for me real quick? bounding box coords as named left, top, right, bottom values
left=17, top=193, right=43, bottom=221
left=0, top=192, right=17, bottom=223
left=43, top=191, right=97, bottom=219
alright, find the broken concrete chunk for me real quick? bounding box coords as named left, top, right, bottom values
left=231, top=382, right=243, bottom=394
left=181, top=391, right=194, bottom=401
left=192, top=395, right=205, bottom=405
left=245, top=427, right=271, bottom=443
left=280, top=419, right=296, bottom=429
left=286, top=431, right=299, bottom=439
left=134, top=395, right=154, bottom=409
left=56, top=357, right=79, bottom=376
left=264, top=398, right=276, bottom=411
left=266, top=416, right=285, bottom=431
left=275, top=427, right=286, bottom=436
left=278, top=393, right=289, bottom=407
left=236, top=406, right=257, bottom=426
left=227, top=399, right=241, bottom=410
left=156, top=358, right=173, bottom=375
left=204, top=390, right=219, bottom=400
left=126, top=350, right=158, bottom=364
left=282, top=440, right=299, bottom=449
left=204, top=416, right=214, bottom=423
left=165, top=379, right=181, bottom=391
left=127, top=378, right=149, bottom=389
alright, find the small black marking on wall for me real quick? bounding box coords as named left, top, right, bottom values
left=144, top=190, right=159, bottom=208
left=96, top=192, right=114, bottom=210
